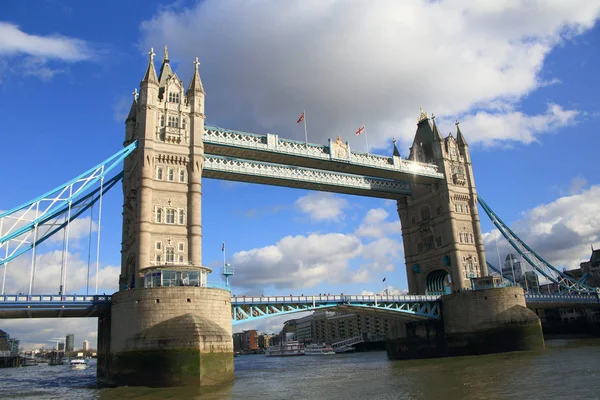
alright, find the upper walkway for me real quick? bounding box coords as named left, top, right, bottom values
left=203, top=126, right=444, bottom=184
left=0, top=292, right=597, bottom=320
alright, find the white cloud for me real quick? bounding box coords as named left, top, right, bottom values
left=355, top=208, right=401, bottom=238
left=567, top=176, right=588, bottom=195
left=458, top=103, right=578, bottom=147
left=482, top=185, right=600, bottom=272
left=3, top=249, right=119, bottom=295
left=0, top=22, right=94, bottom=61
left=229, top=233, right=363, bottom=291
left=139, top=1, right=600, bottom=151
left=228, top=204, right=406, bottom=291
left=294, top=192, right=349, bottom=222
left=0, top=22, right=96, bottom=82
left=1, top=318, right=98, bottom=351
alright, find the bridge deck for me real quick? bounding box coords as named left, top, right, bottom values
left=0, top=293, right=596, bottom=319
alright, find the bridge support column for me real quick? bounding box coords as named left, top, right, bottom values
left=442, top=287, right=544, bottom=356
left=387, top=287, right=544, bottom=360
left=99, top=287, right=233, bottom=387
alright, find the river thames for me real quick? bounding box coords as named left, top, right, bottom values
left=1, top=338, right=599, bottom=399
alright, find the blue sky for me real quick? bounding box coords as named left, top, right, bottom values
left=1, top=0, right=600, bottom=348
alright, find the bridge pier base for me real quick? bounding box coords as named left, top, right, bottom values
left=97, top=287, right=234, bottom=388
left=387, top=287, right=544, bottom=360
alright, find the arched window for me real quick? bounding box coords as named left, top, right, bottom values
left=459, top=232, right=463, bottom=243
left=168, top=168, right=174, bottom=181
left=178, top=210, right=185, bottom=224
left=182, top=118, right=186, bottom=129
left=469, top=233, right=474, bottom=243
left=459, top=204, right=464, bottom=213
left=179, top=170, right=185, bottom=182
left=454, top=204, right=458, bottom=213
left=175, top=117, right=179, bottom=127
left=160, top=115, right=165, bottom=127
left=156, top=167, right=163, bottom=180
left=156, top=255, right=161, bottom=263
left=156, top=208, right=163, bottom=223
left=420, top=206, right=431, bottom=222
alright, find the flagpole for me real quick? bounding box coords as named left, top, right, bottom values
left=222, top=242, right=226, bottom=271
left=364, top=121, right=369, bottom=155
left=303, top=109, right=308, bottom=146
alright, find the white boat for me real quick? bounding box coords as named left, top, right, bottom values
left=265, top=341, right=305, bottom=357
left=69, top=358, right=89, bottom=370
left=305, top=343, right=335, bottom=355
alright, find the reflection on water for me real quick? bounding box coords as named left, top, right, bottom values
left=1, top=339, right=600, bottom=400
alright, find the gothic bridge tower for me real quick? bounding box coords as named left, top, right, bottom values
left=397, top=109, right=488, bottom=295
left=98, top=47, right=233, bottom=388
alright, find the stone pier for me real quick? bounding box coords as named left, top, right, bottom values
left=98, top=287, right=233, bottom=387
left=387, top=286, right=544, bottom=360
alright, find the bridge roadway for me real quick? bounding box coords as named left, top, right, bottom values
left=0, top=293, right=597, bottom=321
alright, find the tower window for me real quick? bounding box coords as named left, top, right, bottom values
left=166, top=209, right=175, bottom=224
left=167, top=116, right=179, bottom=128
left=166, top=248, right=175, bottom=264
left=156, top=167, right=163, bottom=180
left=454, top=204, right=458, bottom=213
left=156, top=255, right=162, bottom=263
left=156, top=241, right=162, bottom=250
left=459, top=232, right=463, bottom=243
left=182, top=118, right=186, bottom=130
left=168, top=92, right=180, bottom=104
left=160, top=115, right=165, bottom=127
left=156, top=208, right=163, bottom=223
left=178, top=209, right=185, bottom=225
left=179, top=255, right=184, bottom=263
left=178, top=242, right=185, bottom=252
left=179, top=170, right=185, bottom=182
left=470, top=233, right=474, bottom=243
left=168, top=168, right=174, bottom=181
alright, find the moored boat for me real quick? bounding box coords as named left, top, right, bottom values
left=305, top=343, right=335, bottom=355
left=69, top=358, right=89, bottom=370
left=265, top=341, right=305, bottom=357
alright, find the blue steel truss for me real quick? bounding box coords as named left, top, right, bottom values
left=0, top=142, right=137, bottom=267
left=478, top=195, right=599, bottom=295
left=231, top=294, right=442, bottom=325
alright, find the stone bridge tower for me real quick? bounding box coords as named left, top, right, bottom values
left=397, top=109, right=488, bottom=295
left=97, top=47, right=233, bottom=388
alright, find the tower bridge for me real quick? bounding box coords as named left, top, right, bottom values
left=1, top=46, right=598, bottom=387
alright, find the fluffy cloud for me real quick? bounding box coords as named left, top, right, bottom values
left=140, top=0, right=600, bottom=151
left=229, top=204, right=405, bottom=291
left=0, top=22, right=94, bottom=61
left=294, top=192, right=349, bottom=222
left=457, top=103, right=578, bottom=147
left=0, top=22, right=96, bottom=82
left=355, top=208, right=401, bottom=238
left=229, top=233, right=364, bottom=291
left=1, top=318, right=98, bottom=351
left=482, top=184, right=600, bottom=272
left=2, top=249, right=119, bottom=295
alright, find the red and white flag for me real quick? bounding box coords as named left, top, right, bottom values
left=356, top=126, right=365, bottom=135
left=297, top=112, right=305, bottom=124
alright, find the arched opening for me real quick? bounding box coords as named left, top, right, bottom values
left=420, top=206, right=431, bottom=222
left=426, top=269, right=451, bottom=295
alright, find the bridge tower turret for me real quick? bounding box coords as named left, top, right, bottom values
left=99, top=47, right=233, bottom=388
left=397, top=110, right=488, bottom=295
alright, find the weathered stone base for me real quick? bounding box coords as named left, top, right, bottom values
left=98, top=287, right=234, bottom=387
left=100, top=348, right=233, bottom=387
left=386, top=287, right=545, bottom=360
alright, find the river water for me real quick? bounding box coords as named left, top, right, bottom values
left=1, top=338, right=600, bottom=400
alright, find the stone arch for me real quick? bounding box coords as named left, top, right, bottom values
left=426, top=269, right=450, bottom=295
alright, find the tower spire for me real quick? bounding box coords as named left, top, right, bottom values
left=456, top=119, right=468, bottom=147
left=187, top=56, right=205, bottom=96
left=141, top=48, right=158, bottom=85
left=126, top=88, right=138, bottom=122
left=392, top=138, right=401, bottom=157
left=431, top=113, right=443, bottom=141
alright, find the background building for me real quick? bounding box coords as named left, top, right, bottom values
left=503, top=253, right=524, bottom=284
left=65, top=334, right=74, bottom=352
left=82, top=340, right=89, bottom=352
left=294, top=311, right=391, bottom=344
